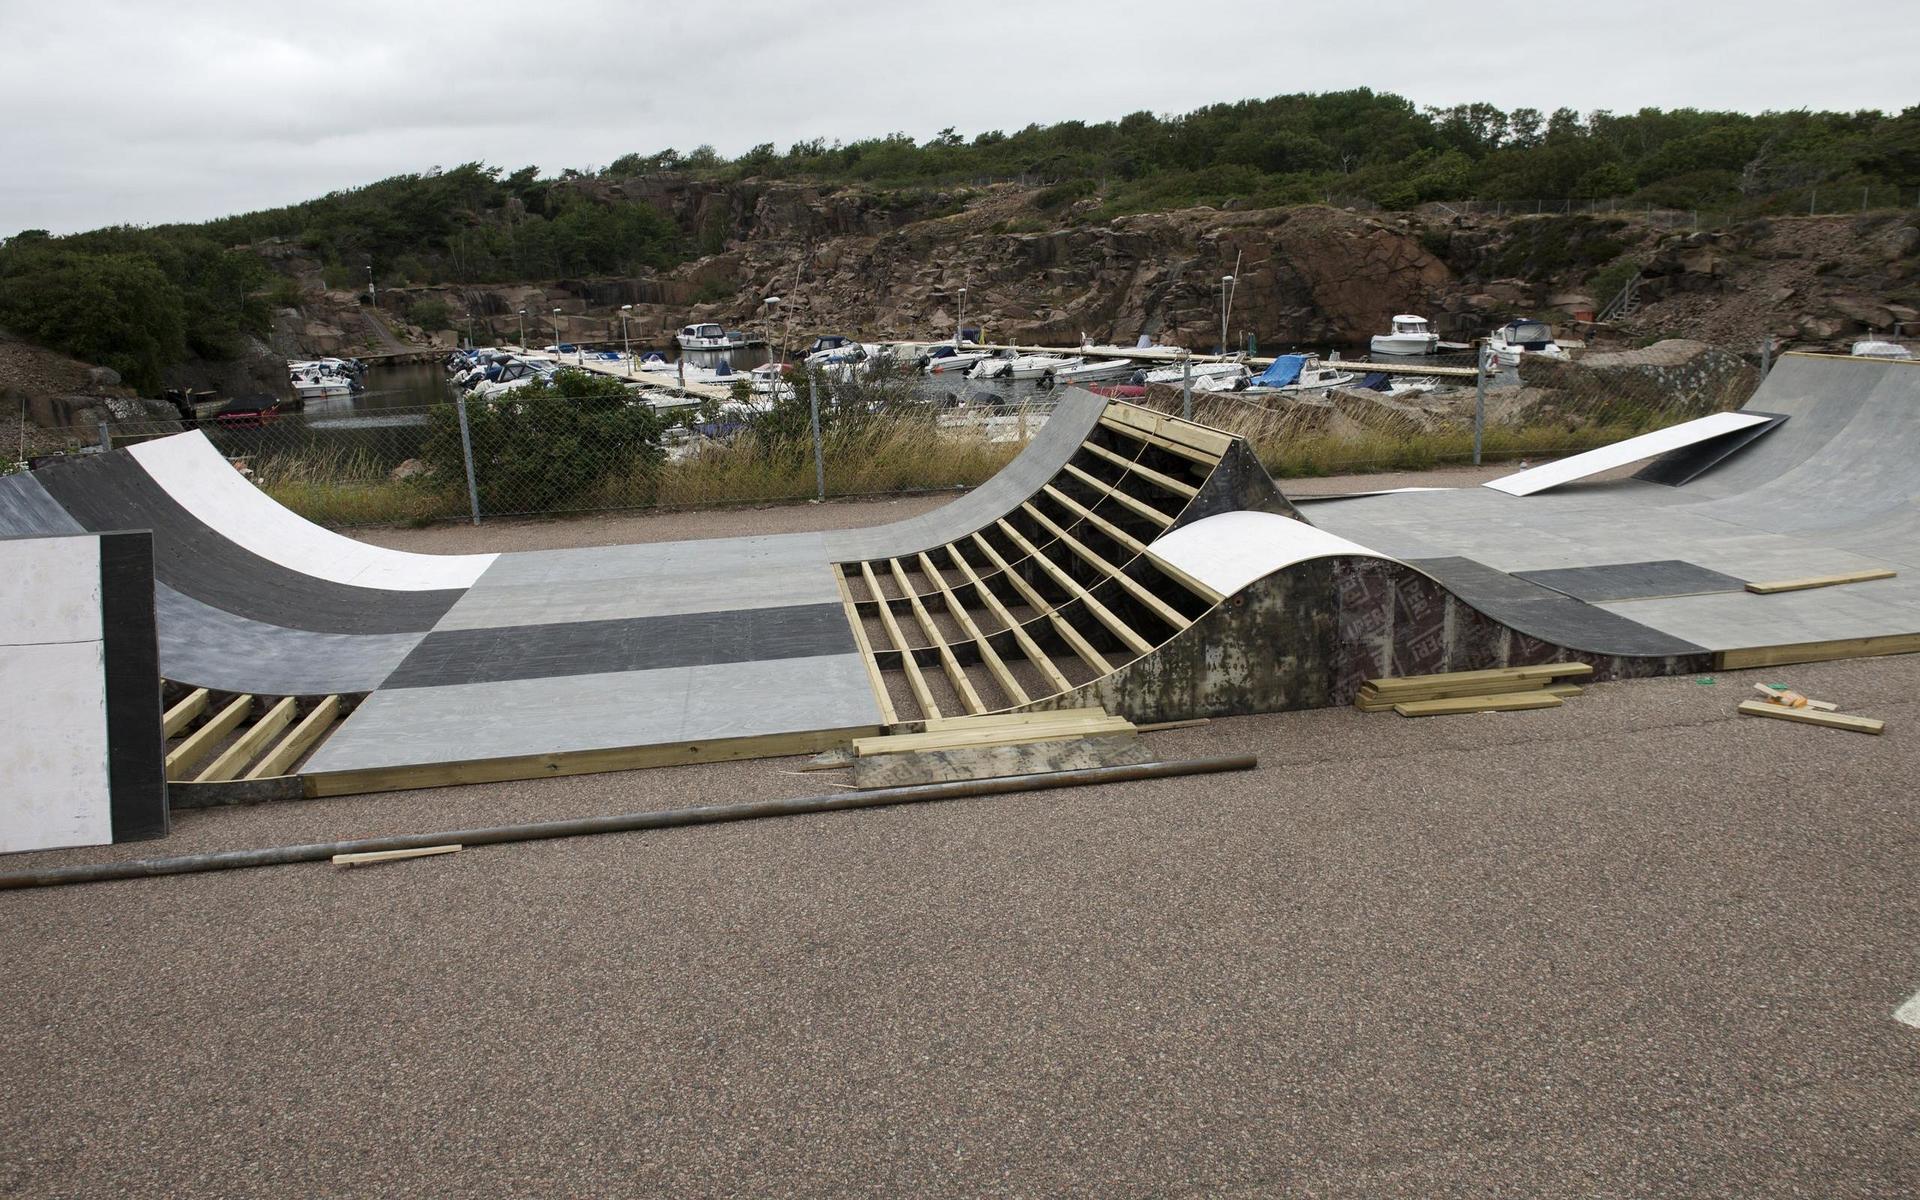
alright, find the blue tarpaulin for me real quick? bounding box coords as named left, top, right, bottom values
left=1250, top=354, right=1305, bottom=388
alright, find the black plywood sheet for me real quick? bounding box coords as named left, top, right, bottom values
left=97, top=531, right=168, bottom=841
left=1409, top=557, right=1707, bottom=657
left=1515, top=560, right=1747, bottom=603
left=1633, top=413, right=1788, bottom=487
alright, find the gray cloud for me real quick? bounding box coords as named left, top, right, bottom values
left=3, top=0, right=1915, bottom=235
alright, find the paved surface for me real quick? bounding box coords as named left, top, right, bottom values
left=3, top=491, right=1917, bottom=1196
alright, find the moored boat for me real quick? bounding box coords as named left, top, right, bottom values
left=1369, top=314, right=1441, bottom=356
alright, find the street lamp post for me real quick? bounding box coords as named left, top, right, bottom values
left=517, top=309, right=526, bottom=349
left=620, top=304, right=634, bottom=375
left=1219, top=274, right=1234, bottom=356
left=955, top=286, right=968, bottom=346
left=366, top=264, right=375, bottom=308
left=551, top=308, right=563, bottom=351
left=763, top=294, right=781, bottom=367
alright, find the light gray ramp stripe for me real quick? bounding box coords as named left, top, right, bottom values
left=0, top=472, right=86, bottom=536
left=154, top=584, right=423, bottom=695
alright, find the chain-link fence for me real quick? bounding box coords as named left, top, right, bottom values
left=20, top=337, right=1777, bottom=526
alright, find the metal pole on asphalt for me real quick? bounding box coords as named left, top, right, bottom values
left=1473, top=340, right=1488, bottom=467
left=456, top=394, right=482, bottom=525
left=808, top=370, right=826, bottom=501
left=1181, top=353, right=1193, bottom=421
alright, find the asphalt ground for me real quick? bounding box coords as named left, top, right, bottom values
left=3, top=481, right=1916, bottom=1197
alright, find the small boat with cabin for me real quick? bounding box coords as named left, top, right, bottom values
left=1369, top=315, right=1441, bottom=357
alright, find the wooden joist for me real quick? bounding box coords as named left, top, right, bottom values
left=944, top=545, right=1074, bottom=695
left=1357, top=663, right=1593, bottom=712
left=917, top=551, right=1027, bottom=707
left=1042, top=483, right=1149, bottom=556
left=1717, top=633, right=1920, bottom=670
left=1736, top=699, right=1884, bottom=734
left=835, top=569, right=898, bottom=726
left=1019, top=502, right=1190, bottom=634
left=996, top=518, right=1156, bottom=658
left=193, top=696, right=299, bottom=783
left=969, top=533, right=1114, bottom=677
left=1061, top=462, right=1174, bottom=528
left=162, top=688, right=209, bottom=738
left=1099, top=401, right=1235, bottom=456
left=851, top=710, right=1136, bottom=757
left=1097, top=414, right=1221, bottom=465
left=165, top=693, right=255, bottom=781
left=1080, top=441, right=1199, bottom=500
left=1393, top=692, right=1565, bottom=717
left=1744, top=568, right=1897, bottom=594
left=891, top=558, right=985, bottom=715
left=861, top=560, right=939, bottom=719
left=245, top=695, right=342, bottom=780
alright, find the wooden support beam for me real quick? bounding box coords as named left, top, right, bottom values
left=1042, top=483, right=1149, bottom=556
left=162, top=688, right=209, bottom=739
left=1062, top=462, right=1174, bottom=527
left=245, top=695, right=342, bottom=780
left=917, top=551, right=1028, bottom=707
left=945, top=545, right=1074, bottom=695
left=1736, top=699, right=1883, bottom=734
left=1744, top=568, right=1897, bottom=594
left=1393, top=692, right=1564, bottom=717
left=1100, top=401, right=1235, bottom=455
left=997, top=518, right=1156, bottom=658
left=1098, top=415, right=1221, bottom=465
left=860, top=561, right=939, bottom=720
left=1080, top=441, right=1199, bottom=500
left=1716, top=632, right=1920, bottom=670
left=1020, top=502, right=1190, bottom=633
left=890, top=558, right=985, bottom=715
left=969, top=534, right=1114, bottom=677
left=165, top=694, right=254, bottom=781
left=193, top=696, right=299, bottom=783
left=834, top=569, right=897, bottom=726
left=851, top=716, right=1137, bottom=757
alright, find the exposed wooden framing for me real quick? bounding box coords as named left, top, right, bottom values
left=834, top=569, right=897, bottom=726
left=1097, top=415, right=1221, bottom=465
left=919, top=707, right=1112, bottom=733
left=1101, top=401, right=1235, bottom=455
left=861, top=560, right=939, bottom=719
left=1043, top=484, right=1148, bottom=555
left=1080, top=441, right=1199, bottom=499
left=194, top=696, right=299, bottom=783
left=304, top=725, right=882, bottom=798
left=968, top=534, right=1114, bottom=676
left=165, top=693, right=255, bottom=782
left=1736, top=700, right=1883, bottom=734
left=1019, top=502, right=1190, bottom=633
left=1393, top=692, right=1564, bottom=717
left=245, top=695, right=342, bottom=780
left=1744, top=568, right=1897, bottom=594
left=1717, top=632, right=1920, bottom=670
left=851, top=715, right=1136, bottom=757
left=162, top=688, right=210, bottom=738
left=890, top=557, right=985, bottom=715
left=995, top=518, right=1156, bottom=658
left=917, top=551, right=1028, bottom=707
left=1062, top=462, right=1174, bottom=527
left=944, top=545, right=1075, bottom=695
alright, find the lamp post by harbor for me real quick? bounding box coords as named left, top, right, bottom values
left=1219, top=274, right=1234, bottom=355
left=955, top=285, right=968, bottom=346
left=620, top=304, right=634, bottom=375
left=366, top=264, right=375, bottom=308
left=763, top=295, right=781, bottom=367
left=551, top=308, right=562, bottom=351
left=516, top=309, right=526, bottom=349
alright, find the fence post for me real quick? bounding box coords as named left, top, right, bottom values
left=1473, top=341, right=1488, bottom=467
left=96, top=421, right=111, bottom=452
left=1181, top=354, right=1193, bottom=421
left=455, top=393, right=481, bottom=525
left=1760, top=336, right=1772, bottom=378
left=808, top=370, right=825, bottom=501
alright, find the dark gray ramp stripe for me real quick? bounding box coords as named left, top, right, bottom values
left=1634, top=413, right=1788, bottom=487
left=380, top=603, right=855, bottom=690
left=1515, top=560, right=1747, bottom=603
left=99, top=531, right=167, bottom=841
left=35, top=452, right=460, bottom=634
left=1410, top=556, right=1707, bottom=657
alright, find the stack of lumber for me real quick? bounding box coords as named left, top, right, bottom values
left=1355, top=662, right=1593, bottom=717
left=850, top=707, right=1135, bottom=757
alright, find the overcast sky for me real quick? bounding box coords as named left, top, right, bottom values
left=3, top=0, right=1915, bottom=237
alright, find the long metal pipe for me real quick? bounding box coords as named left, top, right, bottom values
left=0, top=756, right=1257, bottom=890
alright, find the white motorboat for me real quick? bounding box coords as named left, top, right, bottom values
left=1851, top=339, right=1914, bottom=359
left=676, top=323, right=735, bottom=351
left=290, top=370, right=356, bottom=399
left=1369, top=315, right=1441, bottom=357
left=1139, top=360, right=1249, bottom=387
left=995, top=353, right=1081, bottom=381
left=1486, top=318, right=1568, bottom=367
left=1241, top=355, right=1357, bottom=394
left=1048, top=358, right=1135, bottom=386
left=804, top=334, right=866, bottom=367
left=922, top=345, right=992, bottom=375
left=470, top=358, right=558, bottom=398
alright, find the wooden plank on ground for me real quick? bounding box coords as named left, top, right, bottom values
left=919, top=707, right=1110, bottom=733
left=193, top=696, right=299, bottom=783
left=850, top=717, right=1136, bottom=757
left=165, top=694, right=255, bottom=781
left=1717, top=633, right=1920, bottom=670
left=1735, top=699, right=1884, bottom=734
left=1744, top=568, right=1897, bottom=595
left=1364, top=662, right=1592, bottom=694
left=162, top=688, right=209, bottom=738
left=245, top=695, right=342, bottom=780
left=333, top=844, right=463, bottom=866
left=851, top=733, right=1152, bottom=789
left=1392, top=692, right=1565, bottom=718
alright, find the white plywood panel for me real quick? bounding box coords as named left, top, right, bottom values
left=0, top=641, right=112, bottom=853
left=1147, top=511, right=1394, bottom=596
left=0, top=535, right=99, bottom=645
left=128, top=432, right=496, bottom=590
left=1484, top=412, right=1774, bottom=497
